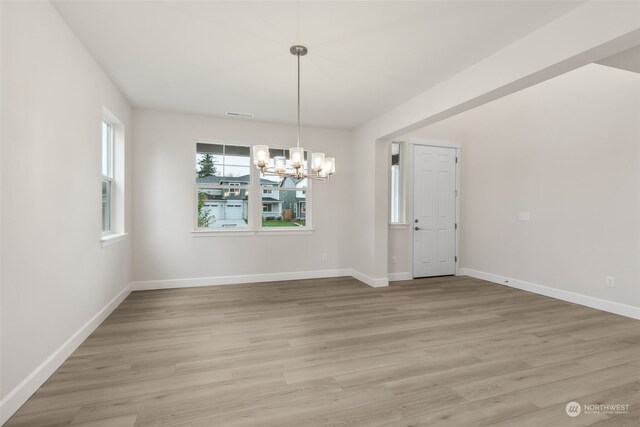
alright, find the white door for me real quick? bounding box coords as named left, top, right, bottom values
left=413, top=145, right=456, bottom=277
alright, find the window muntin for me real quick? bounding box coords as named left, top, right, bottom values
left=196, top=143, right=250, bottom=229
left=101, top=121, right=113, bottom=234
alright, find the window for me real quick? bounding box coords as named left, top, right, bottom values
left=260, top=148, right=309, bottom=228
left=194, top=142, right=312, bottom=232
left=390, top=142, right=402, bottom=224
left=100, top=110, right=125, bottom=244
left=226, top=182, right=241, bottom=196
left=196, top=143, right=250, bottom=229
left=102, top=121, right=113, bottom=234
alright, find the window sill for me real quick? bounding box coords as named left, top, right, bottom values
left=101, top=232, right=128, bottom=248
left=389, top=223, right=409, bottom=230
left=258, top=228, right=313, bottom=236
left=192, top=229, right=254, bottom=237
left=191, top=228, right=314, bottom=237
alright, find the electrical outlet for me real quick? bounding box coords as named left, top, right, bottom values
left=321, top=253, right=328, bottom=262
left=606, top=276, right=615, bottom=288
left=391, top=256, right=397, bottom=264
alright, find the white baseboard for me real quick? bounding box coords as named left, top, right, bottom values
left=350, top=269, right=389, bottom=288
left=0, top=283, right=132, bottom=425
left=388, top=272, right=412, bottom=282
left=460, top=268, right=640, bottom=320
left=131, top=269, right=353, bottom=291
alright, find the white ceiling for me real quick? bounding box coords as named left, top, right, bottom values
left=52, top=1, right=582, bottom=129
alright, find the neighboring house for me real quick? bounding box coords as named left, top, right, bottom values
left=197, top=174, right=284, bottom=222
left=261, top=181, right=282, bottom=219
left=279, top=177, right=307, bottom=219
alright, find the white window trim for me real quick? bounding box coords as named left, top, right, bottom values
left=101, top=232, right=128, bottom=248
left=389, top=141, right=405, bottom=225
left=389, top=223, right=409, bottom=230
left=101, top=109, right=126, bottom=245
left=102, top=120, right=114, bottom=236
left=194, top=141, right=313, bottom=235
left=257, top=229, right=313, bottom=236
left=191, top=229, right=314, bottom=237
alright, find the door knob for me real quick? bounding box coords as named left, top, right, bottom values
left=415, top=226, right=422, bottom=231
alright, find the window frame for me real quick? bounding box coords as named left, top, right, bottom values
left=102, top=120, right=114, bottom=236
left=257, top=148, right=311, bottom=231
left=100, top=109, right=127, bottom=247
left=193, top=140, right=313, bottom=234
left=390, top=141, right=405, bottom=225
left=195, top=142, right=251, bottom=231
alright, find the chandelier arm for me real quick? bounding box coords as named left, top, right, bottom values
left=259, top=169, right=329, bottom=182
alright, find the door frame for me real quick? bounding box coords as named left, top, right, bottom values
left=406, top=139, right=462, bottom=278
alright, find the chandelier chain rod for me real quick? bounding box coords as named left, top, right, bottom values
left=297, top=49, right=301, bottom=148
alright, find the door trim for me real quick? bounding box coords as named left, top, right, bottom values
left=406, top=139, right=461, bottom=278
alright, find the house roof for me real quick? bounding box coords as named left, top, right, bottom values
left=279, top=177, right=306, bottom=187
left=197, top=174, right=276, bottom=186
left=200, top=191, right=279, bottom=203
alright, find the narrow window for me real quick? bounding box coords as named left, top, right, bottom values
left=390, top=142, right=401, bottom=224
left=101, top=121, right=113, bottom=234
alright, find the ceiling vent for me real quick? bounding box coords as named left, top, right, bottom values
left=226, top=112, right=253, bottom=119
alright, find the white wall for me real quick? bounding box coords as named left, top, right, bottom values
left=348, top=127, right=377, bottom=282
left=395, top=64, right=640, bottom=309
left=0, top=0, right=4, bottom=417
left=1, top=0, right=133, bottom=419
left=352, top=2, right=640, bottom=285
left=132, top=110, right=353, bottom=284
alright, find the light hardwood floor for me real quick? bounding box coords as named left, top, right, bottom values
left=6, top=276, right=640, bottom=426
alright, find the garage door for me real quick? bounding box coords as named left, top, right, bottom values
left=205, top=203, right=223, bottom=220
left=225, top=204, right=243, bottom=220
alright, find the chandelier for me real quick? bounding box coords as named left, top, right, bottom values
left=253, top=45, right=335, bottom=181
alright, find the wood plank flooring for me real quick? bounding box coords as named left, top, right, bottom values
left=6, top=276, right=640, bottom=426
